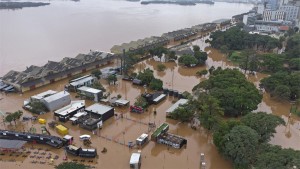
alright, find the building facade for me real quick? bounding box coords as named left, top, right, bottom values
left=263, top=10, right=286, bottom=21
left=279, top=5, right=299, bottom=21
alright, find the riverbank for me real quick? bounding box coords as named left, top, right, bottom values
left=0, top=2, right=50, bottom=10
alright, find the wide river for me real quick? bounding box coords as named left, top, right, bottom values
left=0, top=0, right=253, bottom=76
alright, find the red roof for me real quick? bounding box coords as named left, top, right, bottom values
left=279, top=26, right=289, bottom=31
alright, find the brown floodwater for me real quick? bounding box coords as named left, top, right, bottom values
left=0, top=36, right=299, bottom=169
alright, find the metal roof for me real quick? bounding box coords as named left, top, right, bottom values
left=31, top=90, right=57, bottom=100
left=69, top=76, right=95, bottom=87
left=166, top=99, right=188, bottom=114
left=0, top=139, right=27, bottom=149
left=54, top=100, right=85, bottom=116
left=85, top=103, right=113, bottom=115
left=43, top=91, right=70, bottom=103
left=78, top=86, right=102, bottom=94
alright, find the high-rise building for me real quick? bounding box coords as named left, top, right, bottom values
left=266, top=0, right=280, bottom=10
left=263, top=9, right=285, bottom=21
left=279, top=5, right=300, bottom=21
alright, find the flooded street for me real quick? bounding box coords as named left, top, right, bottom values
left=0, top=37, right=299, bottom=169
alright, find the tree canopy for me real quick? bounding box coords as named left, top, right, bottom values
left=169, top=104, right=194, bottom=122
left=5, top=110, right=23, bottom=125
left=260, top=71, right=300, bottom=100
left=55, top=162, right=89, bottom=169
left=149, top=78, right=163, bottom=90
left=206, top=26, right=280, bottom=52
left=222, top=125, right=259, bottom=167
left=194, top=94, right=223, bottom=131
left=137, top=68, right=155, bottom=85
left=254, top=144, right=300, bottom=169
left=178, top=54, right=198, bottom=67
left=193, top=68, right=262, bottom=117
left=241, top=112, right=285, bottom=142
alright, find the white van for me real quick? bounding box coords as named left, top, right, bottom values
left=130, top=153, right=141, bottom=169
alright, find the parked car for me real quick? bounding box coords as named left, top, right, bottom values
left=79, top=134, right=91, bottom=141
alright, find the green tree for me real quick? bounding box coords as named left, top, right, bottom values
left=241, top=112, right=285, bottom=142
left=272, top=85, right=291, bottom=100
left=196, top=69, right=208, bottom=76
left=134, top=96, right=148, bottom=109
left=208, top=66, right=215, bottom=74
left=55, top=162, right=89, bottom=169
left=169, top=104, right=194, bottom=122
left=194, top=51, right=208, bottom=65
left=30, top=101, right=48, bottom=114
left=168, top=51, right=177, bottom=61
left=149, top=78, right=163, bottom=90
left=213, top=120, right=241, bottom=153
left=157, top=63, right=166, bottom=72
left=254, top=144, right=300, bottom=169
left=5, top=114, right=14, bottom=125
left=137, top=68, right=155, bottom=85
left=220, top=45, right=229, bottom=57
left=90, top=81, right=106, bottom=92
left=261, top=72, right=300, bottom=100
left=223, top=125, right=259, bottom=168
left=197, top=94, right=223, bottom=131
left=258, top=53, right=284, bottom=73
left=178, top=54, right=198, bottom=67
left=12, top=110, right=23, bottom=125
left=289, top=58, right=300, bottom=70
left=192, top=45, right=200, bottom=52
left=193, top=68, right=262, bottom=117
left=106, top=74, right=117, bottom=85
left=91, top=69, right=102, bottom=79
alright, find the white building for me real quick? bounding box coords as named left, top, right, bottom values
left=279, top=5, right=299, bottom=21
left=54, top=100, right=85, bottom=122
left=30, top=90, right=57, bottom=102
left=69, top=75, right=97, bottom=91
left=166, top=99, right=188, bottom=117
left=263, top=10, right=286, bottom=21
left=42, top=91, right=71, bottom=111
left=257, top=4, right=265, bottom=15
left=77, top=86, right=103, bottom=102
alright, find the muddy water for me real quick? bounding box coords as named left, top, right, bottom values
left=0, top=36, right=299, bottom=169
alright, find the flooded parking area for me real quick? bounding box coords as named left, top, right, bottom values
left=1, top=38, right=300, bottom=169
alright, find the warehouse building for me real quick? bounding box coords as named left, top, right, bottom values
left=68, top=75, right=97, bottom=92
left=42, top=91, right=71, bottom=111
left=54, top=100, right=85, bottom=122
left=166, top=99, right=188, bottom=117
left=77, top=86, right=103, bottom=102
left=85, top=104, right=114, bottom=122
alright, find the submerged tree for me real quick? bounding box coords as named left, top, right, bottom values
left=55, top=162, right=89, bottom=169
left=241, top=112, right=285, bottom=142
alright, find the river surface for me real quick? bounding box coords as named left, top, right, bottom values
left=0, top=0, right=252, bottom=76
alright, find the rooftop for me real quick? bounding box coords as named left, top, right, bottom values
left=85, top=103, right=113, bottom=115
left=69, top=75, right=96, bottom=87
left=2, top=70, right=30, bottom=85
left=0, top=139, right=27, bottom=149
left=60, top=57, right=84, bottom=68
left=54, top=100, right=85, bottom=116
left=31, top=90, right=57, bottom=100
left=78, top=86, right=102, bottom=94
left=43, top=91, right=70, bottom=103
left=166, top=99, right=188, bottom=114
left=130, top=153, right=141, bottom=164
